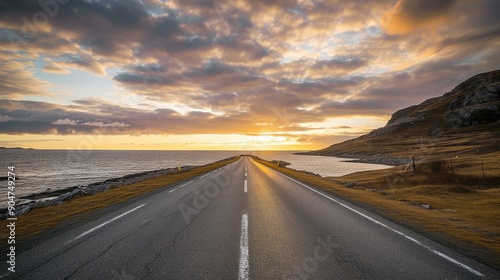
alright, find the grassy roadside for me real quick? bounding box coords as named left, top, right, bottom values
left=253, top=156, right=500, bottom=270
left=1, top=156, right=240, bottom=241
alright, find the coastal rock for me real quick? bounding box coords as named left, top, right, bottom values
left=337, top=153, right=410, bottom=166
left=15, top=205, right=33, bottom=216
left=271, top=160, right=291, bottom=167
left=58, top=188, right=86, bottom=201
left=345, top=182, right=357, bottom=188
left=90, top=183, right=111, bottom=193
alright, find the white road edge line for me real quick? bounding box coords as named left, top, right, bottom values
left=65, top=204, right=147, bottom=245
left=276, top=172, right=485, bottom=277
left=239, top=213, right=249, bottom=280
left=168, top=180, right=194, bottom=193
left=244, top=180, right=248, bottom=193
left=200, top=173, right=210, bottom=178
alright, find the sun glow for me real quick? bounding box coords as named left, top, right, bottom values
left=0, top=134, right=317, bottom=151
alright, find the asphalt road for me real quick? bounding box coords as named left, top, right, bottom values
left=2, top=156, right=499, bottom=279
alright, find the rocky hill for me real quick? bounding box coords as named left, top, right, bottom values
left=302, top=70, right=500, bottom=165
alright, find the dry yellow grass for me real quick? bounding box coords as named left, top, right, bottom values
left=0, top=156, right=239, bottom=241
left=254, top=156, right=500, bottom=270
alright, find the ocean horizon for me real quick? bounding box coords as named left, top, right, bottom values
left=0, top=149, right=390, bottom=207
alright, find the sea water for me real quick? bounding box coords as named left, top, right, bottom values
left=0, top=149, right=390, bottom=207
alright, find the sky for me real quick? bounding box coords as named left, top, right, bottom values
left=0, top=0, right=499, bottom=150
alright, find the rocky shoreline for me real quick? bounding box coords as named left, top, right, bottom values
left=295, top=152, right=410, bottom=166
left=335, top=153, right=411, bottom=166
left=0, top=166, right=193, bottom=219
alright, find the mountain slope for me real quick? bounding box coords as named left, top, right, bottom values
left=304, top=70, right=500, bottom=164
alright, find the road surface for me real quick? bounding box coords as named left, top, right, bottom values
left=2, top=156, right=499, bottom=279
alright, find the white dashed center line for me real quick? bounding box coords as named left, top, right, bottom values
left=239, top=214, right=249, bottom=280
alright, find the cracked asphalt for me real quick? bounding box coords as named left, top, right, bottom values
left=2, top=157, right=499, bottom=279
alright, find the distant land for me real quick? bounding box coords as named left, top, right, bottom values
left=301, top=69, right=500, bottom=165
left=0, top=147, right=34, bottom=150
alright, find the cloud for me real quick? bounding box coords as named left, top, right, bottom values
left=295, top=134, right=358, bottom=147
left=0, top=0, right=498, bottom=149
left=0, top=98, right=324, bottom=135
left=0, top=115, right=14, bottom=122
left=382, top=0, right=458, bottom=34
left=52, top=118, right=79, bottom=126
left=0, top=51, right=53, bottom=98
left=311, top=58, right=368, bottom=72
left=43, top=63, right=71, bottom=74
left=56, top=54, right=107, bottom=76
left=436, top=26, right=500, bottom=53
left=82, top=121, right=130, bottom=127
